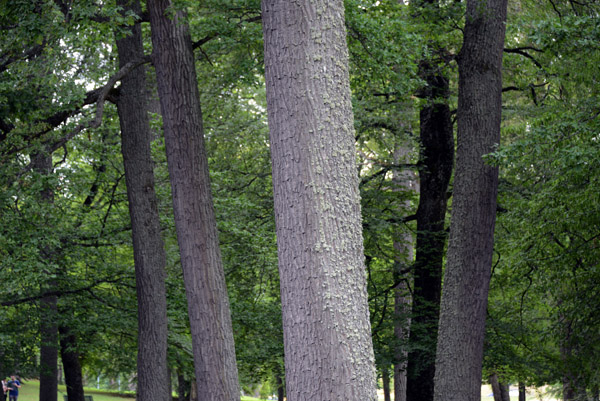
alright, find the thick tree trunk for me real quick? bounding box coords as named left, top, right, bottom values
left=33, top=152, right=58, bottom=401
left=262, top=1, right=377, bottom=401
left=59, top=325, right=85, bottom=401
left=115, top=2, right=170, bottom=401
left=147, top=2, right=240, bottom=400
left=432, top=0, right=507, bottom=400
left=405, top=61, right=453, bottom=401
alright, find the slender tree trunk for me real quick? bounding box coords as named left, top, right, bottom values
left=382, top=367, right=392, bottom=401
left=490, top=373, right=503, bottom=401
left=393, top=277, right=410, bottom=401
left=490, top=372, right=511, bottom=401
left=262, top=1, right=377, bottom=400
left=39, top=294, right=58, bottom=401
left=276, top=374, right=285, bottom=401
left=519, top=382, right=527, bottom=401
left=561, top=349, right=576, bottom=401
left=177, top=372, right=190, bottom=401
left=147, top=2, right=240, bottom=400
left=115, top=1, right=170, bottom=401
left=393, top=137, right=416, bottom=401
left=59, top=325, right=85, bottom=401
left=33, top=152, right=58, bottom=401
left=405, top=60, right=454, bottom=401
left=559, top=316, right=583, bottom=401
left=499, top=382, right=511, bottom=401
left=404, top=3, right=454, bottom=400
left=190, top=381, right=198, bottom=401
left=432, top=0, right=507, bottom=400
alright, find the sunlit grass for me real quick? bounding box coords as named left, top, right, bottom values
left=16, top=380, right=133, bottom=401
left=17, top=379, right=265, bottom=401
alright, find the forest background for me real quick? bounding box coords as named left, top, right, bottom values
left=0, top=0, right=599, bottom=400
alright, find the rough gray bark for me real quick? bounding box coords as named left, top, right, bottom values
left=393, top=276, right=410, bottom=401
left=393, top=138, right=416, bottom=401
left=432, top=0, right=507, bottom=400
left=33, top=151, right=58, bottom=401
left=59, top=325, right=85, bottom=401
left=262, top=1, right=377, bottom=400
left=115, top=1, right=170, bottom=401
left=147, top=1, right=240, bottom=400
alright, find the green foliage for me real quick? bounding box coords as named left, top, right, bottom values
left=487, top=0, right=600, bottom=390
left=1, top=0, right=599, bottom=397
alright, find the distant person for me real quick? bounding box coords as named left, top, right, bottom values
left=1, top=378, right=7, bottom=401
left=6, top=376, right=20, bottom=401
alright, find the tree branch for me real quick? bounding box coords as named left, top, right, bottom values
left=0, top=42, right=46, bottom=73
left=503, top=48, right=544, bottom=69
left=0, top=276, right=131, bottom=307
left=46, top=55, right=151, bottom=154
left=191, top=15, right=261, bottom=50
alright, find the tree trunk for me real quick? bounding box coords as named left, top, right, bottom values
left=177, top=372, right=190, bottom=401
left=559, top=317, right=584, bottom=401
left=499, top=382, right=511, bottom=401
left=393, top=277, right=410, bottom=401
left=190, top=381, right=198, bottom=401
left=393, top=137, right=416, bottom=401
left=405, top=61, right=454, bottom=401
left=382, top=368, right=392, bottom=401
left=519, top=382, right=527, bottom=401
left=262, top=1, right=377, bottom=400
left=404, top=3, right=454, bottom=400
left=276, top=374, right=285, bottom=401
left=147, top=2, right=240, bottom=400
left=490, top=372, right=511, bottom=401
left=33, top=151, right=58, bottom=401
left=432, top=0, right=507, bottom=400
left=59, top=325, right=85, bottom=401
left=490, top=373, right=503, bottom=401
left=39, top=293, right=58, bottom=401
left=115, top=2, right=170, bottom=401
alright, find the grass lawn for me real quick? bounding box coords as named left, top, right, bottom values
left=11, top=381, right=563, bottom=401
left=15, top=380, right=133, bottom=401
left=16, top=380, right=264, bottom=401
